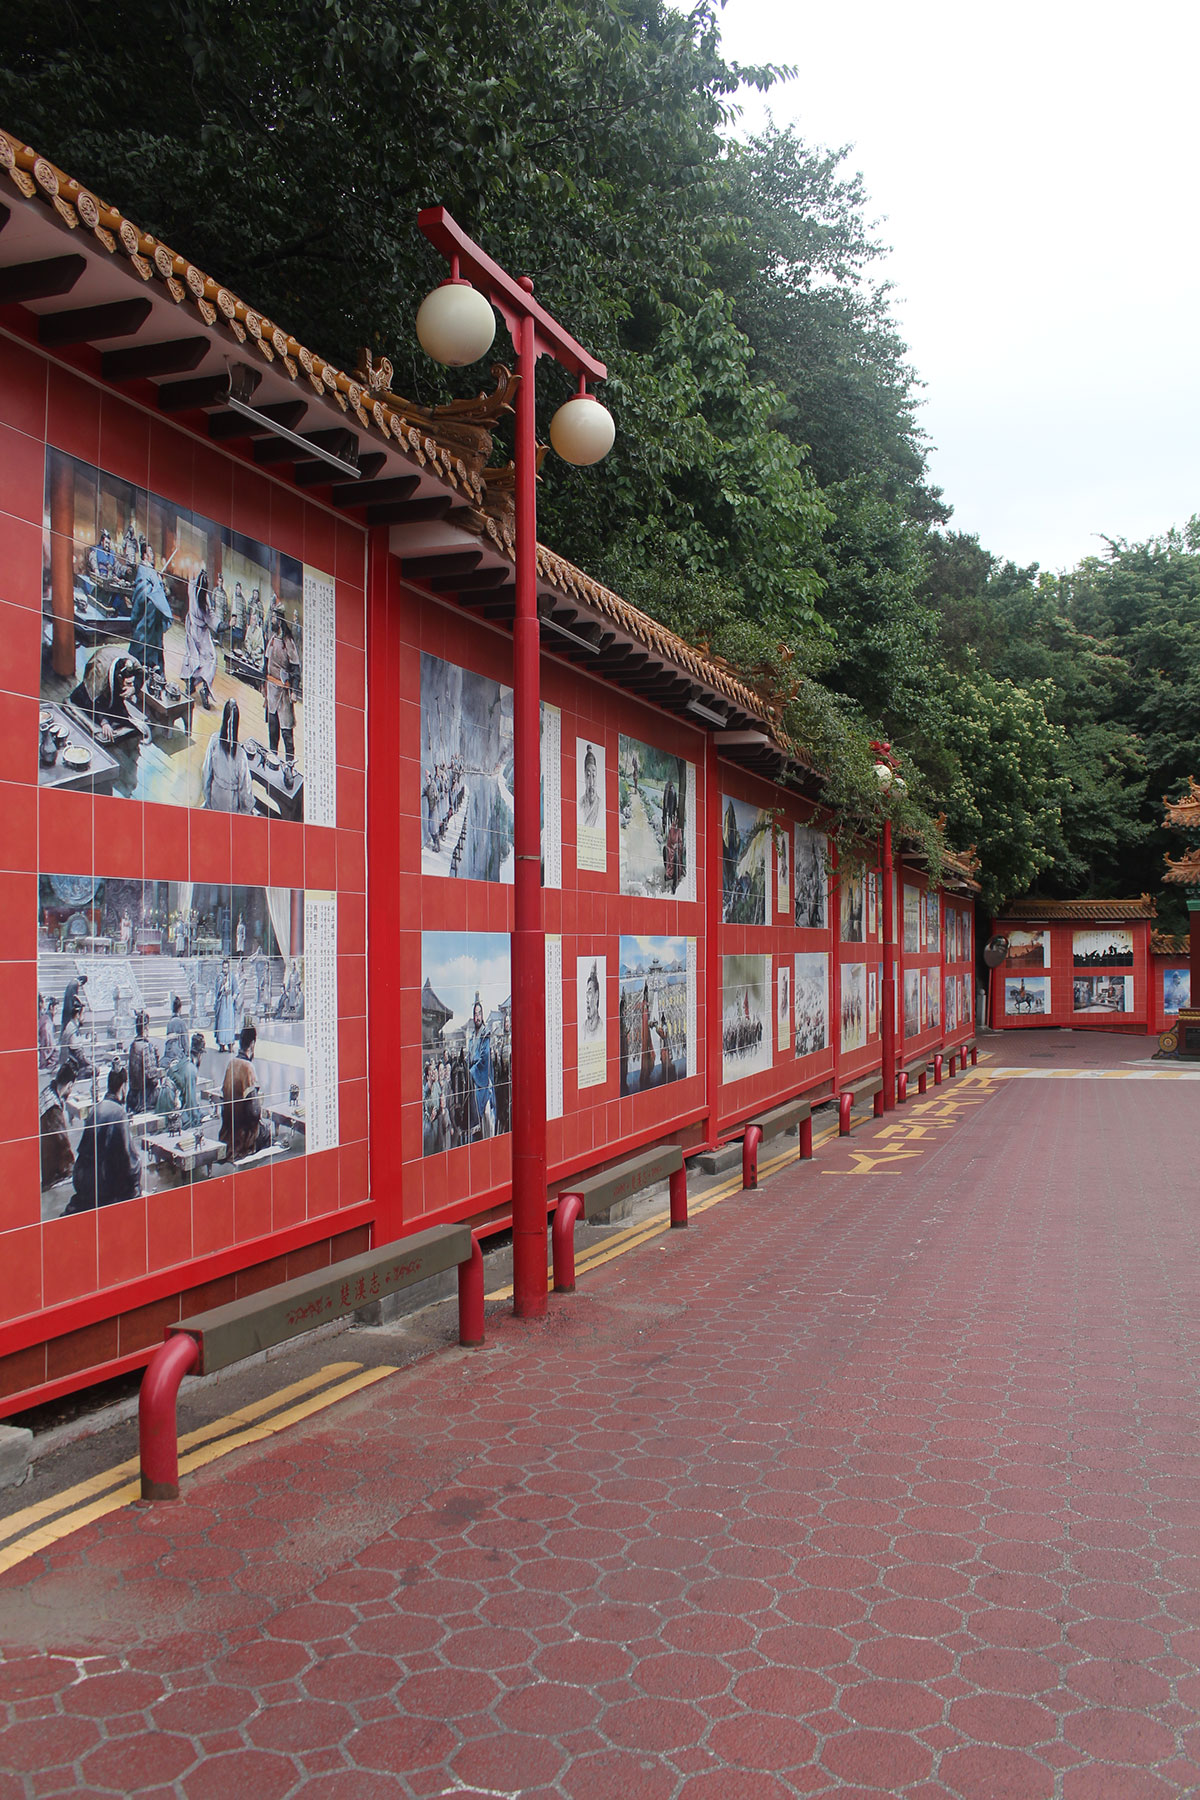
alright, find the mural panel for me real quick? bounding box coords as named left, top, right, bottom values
left=41, top=449, right=332, bottom=822
left=38, top=874, right=329, bottom=1221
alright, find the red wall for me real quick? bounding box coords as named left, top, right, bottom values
left=0, top=332, right=370, bottom=1414
left=988, top=916, right=1151, bottom=1034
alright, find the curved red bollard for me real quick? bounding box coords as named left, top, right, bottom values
left=933, top=1052, right=943, bottom=1085
left=458, top=1235, right=485, bottom=1346
left=552, top=1193, right=584, bottom=1292
left=742, top=1125, right=762, bottom=1191
left=799, top=1116, right=813, bottom=1159
left=897, top=1071, right=908, bottom=1105
left=838, top=1093, right=852, bottom=1135
left=669, top=1164, right=688, bottom=1228
left=918, top=1069, right=928, bottom=1095
left=970, top=1045, right=978, bottom=1067
left=948, top=1052, right=957, bottom=1078
left=139, top=1332, right=200, bottom=1502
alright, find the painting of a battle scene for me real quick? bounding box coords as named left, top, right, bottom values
left=618, top=937, right=689, bottom=1096
left=618, top=734, right=690, bottom=898
left=41, top=450, right=325, bottom=821
left=722, top=954, right=772, bottom=1082
left=38, top=875, right=310, bottom=1221
left=421, top=932, right=512, bottom=1155
left=721, top=795, right=770, bottom=925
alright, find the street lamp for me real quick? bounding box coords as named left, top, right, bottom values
left=416, top=208, right=614, bottom=1321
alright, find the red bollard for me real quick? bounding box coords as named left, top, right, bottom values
left=458, top=1235, right=485, bottom=1346
left=873, top=1089, right=885, bottom=1118
left=897, top=1071, right=908, bottom=1105
left=552, top=1193, right=584, bottom=1292
left=669, top=1164, right=688, bottom=1228
left=970, top=1045, right=978, bottom=1066
left=139, top=1332, right=200, bottom=1502
left=838, top=1093, right=852, bottom=1135
left=933, top=1052, right=943, bottom=1085
left=918, top=1068, right=928, bottom=1094
left=799, top=1116, right=813, bottom=1159
left=742, top=1125, right=762, bottom=1191
left=948, top=1053, right=957, bottom=1078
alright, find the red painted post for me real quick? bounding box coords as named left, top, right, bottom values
left=510, top=306, right=548, bottom=1322
left=970, top=1045, right=978, bottom=1066
left=742, top=1125, right=762, bottom=1190
left=948, top=1053, right=957, bottom=1078
left=934, top=1052, right=943, bottom=1085
left=897, top=1071, right=908, bottom=1105
left=551, top=1193, right=584, bottom=1292
left=669, top=1164, right=688, bottom=1227
left=799, top=1116, right=813, bottom=1159
left=838, top=1093, right=852, bottom=1134
left=458, top=1236, right=485, bottom=1345
left=918, top=1068, right=928, bottom=1094
left=138, top=1332, right=200, bottom=1502
left=881, top=819, right=897, bottom=1112
left=873, top=1089, right=885, bottom=1118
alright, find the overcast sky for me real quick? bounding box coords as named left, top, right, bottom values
left=718, top=0, right=1200, bottom=573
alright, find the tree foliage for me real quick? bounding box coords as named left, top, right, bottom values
left=13, top=0, right=1186, bottom=911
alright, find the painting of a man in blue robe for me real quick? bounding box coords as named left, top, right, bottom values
left=421, top=931, right=512, bottom=1155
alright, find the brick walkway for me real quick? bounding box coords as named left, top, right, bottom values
left=4, top=1043, right=1200, bottom=1797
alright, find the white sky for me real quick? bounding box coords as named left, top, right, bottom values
left=717, top=0, right=1200, bottom=572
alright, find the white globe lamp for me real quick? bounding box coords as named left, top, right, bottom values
left=874, top=761, right=895, bottom=791
left=549, top=393, right=615, bottom=466
left=416, top=279, right=496, bottom=367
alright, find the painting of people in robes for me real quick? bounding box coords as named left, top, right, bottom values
left=840, top=870, right=865, bottom=944
left=40, top=449, right=328, bottom=822
left=38, top=873, right=317, bottom=1221
left=840, top=963, right=866, bottom=1054
left=420, top=654, right=515, bottom=883
left=1073, top=974, right=1133, bottom=1014
left=903, top=969, right=921, bottom=1039
left=1164, top=968, right=1191, bottom=1013
left=421, top=932, right=512, bottom=1155
left=794, top=826, right=827, bottom=929
left=617, top=937, right=689, bottom=1096
left=902, top=884, right=920, bottom=953
left=577, top=955, right=608, bottom=1089
left=721, top=795, right=769, bottom=925
left=617, top=735, right=692, bottom=899
left=794, top=952, right=829, bottom=1057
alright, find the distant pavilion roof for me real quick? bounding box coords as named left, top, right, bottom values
left=997, top=896, right=1158, bottom=922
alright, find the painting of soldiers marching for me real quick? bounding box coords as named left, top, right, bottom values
left=38, top=875, right=323, bottom=1221
left=40, top=448, right=335, bottom=823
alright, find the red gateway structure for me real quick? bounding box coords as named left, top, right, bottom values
left=0, top=131, right=981, bottom=1417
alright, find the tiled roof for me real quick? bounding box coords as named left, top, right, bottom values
left=998, top=896, right=1158, bottom=922
left=1151, top=933, right=1188, bottom=957
left=1163, top=775, right=1200, bottom=830
left=0, top=129, right=485, bottom=502
left=1164, top=847, right=1200, bottom=886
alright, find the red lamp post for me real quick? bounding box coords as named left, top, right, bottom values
left=416, top=209, right=613, bottom=1318
left=871, top=743, right=904, bottom=1111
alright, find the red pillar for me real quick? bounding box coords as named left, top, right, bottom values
left=49, top=451, right=78, bottom=679
left=705, top=736, right=722, bottom=1146
left=510, top=305, right=548, bottom=1320
left=1190, top=901, right=1200, bottom=1009
left=881, top=818, right=896, bottom=1111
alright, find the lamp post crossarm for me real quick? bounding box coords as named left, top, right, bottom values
left=417, top=206, right=607, bottom=383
